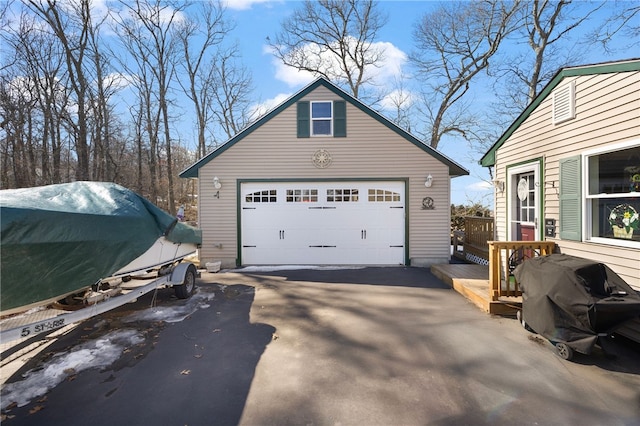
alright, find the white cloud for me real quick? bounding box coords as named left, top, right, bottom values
left=266, top=38, right=408, bottom=90
left=223, top=0, right=280, bottom=11
left=466, top=180, right=493, bottom=191
left=380, top=88, right=415, bottom=111
left=249, top=92, right=292, bottom=120
left=365, top=41, right=407, bottom=83
left=263, top=45, right=316, bottom=88
left=104, top=72, right=135, bottom=91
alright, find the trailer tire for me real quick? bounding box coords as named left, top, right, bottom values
left=175, top=264, right=197, bottom=299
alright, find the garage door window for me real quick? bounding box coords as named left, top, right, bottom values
left=368, top=189, right=401, bottom=202
left=327, top=189, right=359, bottom=202
left=286, top=189, right=318, bottom=202
left=246, top=190, right=277, bottom=203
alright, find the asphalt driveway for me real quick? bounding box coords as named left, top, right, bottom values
left=2, top=266, right=640, bottom=425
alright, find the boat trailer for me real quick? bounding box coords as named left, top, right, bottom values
left=0, top=261, right=198, bottom=345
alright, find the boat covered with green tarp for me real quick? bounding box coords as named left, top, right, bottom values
left=1, top=182, right=202, bottom=313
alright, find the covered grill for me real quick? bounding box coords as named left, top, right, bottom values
left=513, top=254, right=640, bottom=360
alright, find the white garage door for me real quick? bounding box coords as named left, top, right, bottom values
left=241, top=181, right=405, bottom=265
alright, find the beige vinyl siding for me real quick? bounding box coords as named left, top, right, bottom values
left=198, top=86, right=451, bottom=268
left=493, top=70, right=640, bottom=289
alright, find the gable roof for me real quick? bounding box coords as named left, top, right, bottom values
left=480, top=59, right=640, bottom=167
left=180, top=77, right=468, bottom=178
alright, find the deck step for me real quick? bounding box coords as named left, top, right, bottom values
left=431, top=263, right=519, bottom=316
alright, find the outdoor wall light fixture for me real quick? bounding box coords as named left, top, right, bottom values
left=213, top=176, right=221, bottom=198
left=424, top=174, right=433, bottom=188
left=493, top=180, right=505, bottom=193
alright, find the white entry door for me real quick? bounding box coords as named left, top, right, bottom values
left=240, top=181, right=405, bottom=265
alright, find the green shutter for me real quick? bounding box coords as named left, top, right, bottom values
left=297, top=101, right=310, bottom=138
left=333, top=100, right=346, bottom=137
left=559, top=155, right=582, bottom=241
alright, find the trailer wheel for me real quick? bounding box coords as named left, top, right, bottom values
left=554, top=342, right=573, bottom=361
left=175, top=265, right=196, bottom=299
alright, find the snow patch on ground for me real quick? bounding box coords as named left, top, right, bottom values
left=1, top=329, right=144, bottom=409
left=1, top=288, right=217, bottom=410
left=227, top=265, right=366, bottom=273
left=124, top=287, right=216, bottom=323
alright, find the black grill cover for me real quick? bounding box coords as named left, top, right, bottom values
left=513, top=254, right=640, bottom=354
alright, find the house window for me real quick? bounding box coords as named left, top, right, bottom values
left=297, top=101, right=346, bottom=138
left=311, top=101, right=332, bottom=136
left=585, top=143, right=640, bottom=244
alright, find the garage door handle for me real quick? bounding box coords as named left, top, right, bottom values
left=243, top=245, right=257, bottom=248
left=309, top=206, right=337, bottom=209
left=309, top=245, right=337, bottom=248
left=279, top=230, right=285, bottom=239
left=390, top=245, right=403, bottom=248
left=361, top=230, right=367, bottom=239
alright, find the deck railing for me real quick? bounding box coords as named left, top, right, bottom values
left=462, top=217, right=494, bottom=264
left=488, top=241, right=556, bottom=301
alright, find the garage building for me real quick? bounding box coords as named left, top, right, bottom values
left=180, top=78, right=468, bottom=268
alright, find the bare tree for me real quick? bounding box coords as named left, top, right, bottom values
left=1, top=7, right=72, bottom=187
left=411, top=0, right=522, bottom=149
left=85, top=8, right=118, bottom=182
left=589, top=0, right=640, bottom=52
left=383, top=74, right=415, bottom=132
left=114, top=0, right=184, bottom=214
left=512, top=0, right=605, bottom=105
left=483, top=0, right=618, bottom=154
left=268, top=0, right=387, bottom=98
left=0, top=74, right=36, bottom=188
left=176, top=1, right=228, bottom=159
left=26, top=0, right=93, bottom=180
left=211, top=45, right=254, bottom=141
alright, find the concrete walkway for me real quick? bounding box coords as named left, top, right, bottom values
left=2, top=267, right=639, bottom=425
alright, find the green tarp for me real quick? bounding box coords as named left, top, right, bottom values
left=1, top=182, right=201, bottom=312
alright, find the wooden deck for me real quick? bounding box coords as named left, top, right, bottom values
left=431, top=263, right=521, bottom=316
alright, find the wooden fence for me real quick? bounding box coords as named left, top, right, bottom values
left=460, top=217, right=494, bottom=264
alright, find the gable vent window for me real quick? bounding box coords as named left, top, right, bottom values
left=552, top=81, right=575, bottom=124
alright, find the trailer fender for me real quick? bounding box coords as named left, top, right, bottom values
left=169, top=262, right=194, bottom=285
left=171, top=263, right=198, bottom=299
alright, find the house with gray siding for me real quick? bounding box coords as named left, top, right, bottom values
left=180, top=77, right=468, bottom=268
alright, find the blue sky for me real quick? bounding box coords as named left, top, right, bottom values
left=215, top=0, right=634, bottom=207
